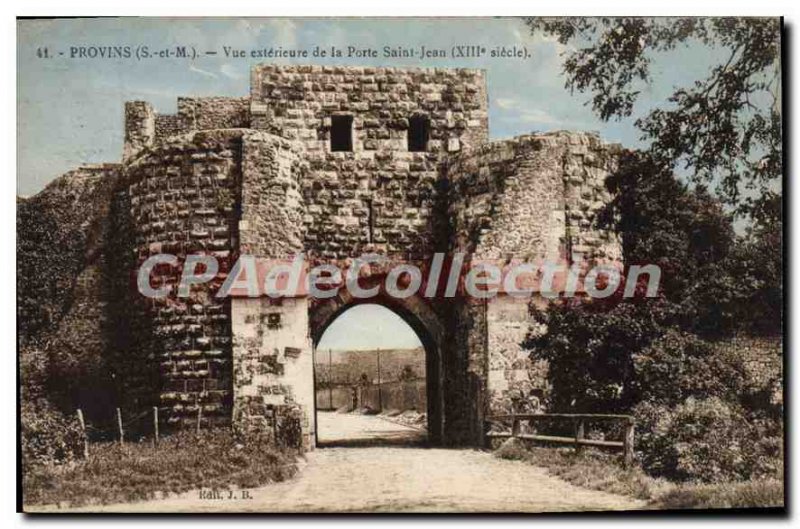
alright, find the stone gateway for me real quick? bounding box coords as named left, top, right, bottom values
left=34, top=64, right=623, bottom=449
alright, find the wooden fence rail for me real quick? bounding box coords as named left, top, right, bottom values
left=485, top=413, right=635, bottom=468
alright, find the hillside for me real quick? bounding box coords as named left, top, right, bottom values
left=18, top=164, right=120, bottom=416
left=314, top=347, right=426, bottom=385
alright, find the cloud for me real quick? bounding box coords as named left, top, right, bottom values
left=516, top=108, right=562, bottom=125
left=261, top=19, right=299, bottom=48
left=495, top=97, right=517, bottom=110
left=493, top=97, right=561, bottom=125
left=189, top=64, right=218, bottom=79
left=220, top=63, right=245, bottom=80
left=233, top=19, right=265, bottom=39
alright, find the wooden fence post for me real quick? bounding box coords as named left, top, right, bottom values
left=116, top=407, right=124, bottom=446
left=153, top=406, right=159, bottom=448
left=485, top=414, right=634, bottom=466
left=574, top=418, right=585, bottom=454
left=623, top=419, right=635, bottom=468
left=76, top=408, right=89, bottom=459
left=511, top=414, right=520, bottom=438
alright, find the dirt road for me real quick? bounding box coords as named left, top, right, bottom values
left=317, top=410, right=427, bottom=446
left=44, top=413, right=645, bottom=513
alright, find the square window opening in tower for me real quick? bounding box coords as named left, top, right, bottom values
left=330, top=115, right=354, bottom=152
left=408, top=115, right=430, bottom=152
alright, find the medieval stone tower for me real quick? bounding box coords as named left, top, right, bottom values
left=78, top=64, right=622, bottom=448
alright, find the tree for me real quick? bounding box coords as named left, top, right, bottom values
left=523, top=21, right=783, bottom=478
left=599, top=151, right=753, bottom=337
left=729, top=191, right=783, bottom=335
left=526, top=17, right=782, bottom=223
left=526, top=296, right=675, bottom=413
left=527, top=150, right=779, bottom=412
left=527, top=17, right=783, bottom=334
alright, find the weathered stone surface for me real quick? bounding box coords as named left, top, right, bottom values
left=27, top=64, right=623, bottom=447
left=231, top=297, right=314, bottom=448
left=123, top=130, right=245, bottom=427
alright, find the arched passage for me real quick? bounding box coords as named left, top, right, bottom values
left=310, top=292, right=444, bottom=445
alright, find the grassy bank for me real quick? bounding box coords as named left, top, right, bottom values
left=650, top=480, right=784, bottom=510
left=494, top=439, right=783, bottom=510
left=23, top=429, right=298, bottom=508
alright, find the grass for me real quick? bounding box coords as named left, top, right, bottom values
left=493, top=438, right=784, bottom=510
left=494, top=438, right=666, bottom=500
left=651, top=480, right=784, bottom=510
left=22, top=428, right=298, bottom=508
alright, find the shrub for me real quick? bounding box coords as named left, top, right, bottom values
left=634, top=397, right=782, bottom=483
left=522, top=148, right=783, bottom=489
left=741, top=420, right=784, bottom=480
left=632, top=330, right=749, bottom=407
left=21, top=399, right=84, bottom=468
left=529, top=301, right=784, bottom=484
left=527, top=297, right=675, bottom=413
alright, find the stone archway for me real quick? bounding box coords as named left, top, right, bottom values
left=95, top=64, right=624, bottom=449
left=309, top=291, right=445, bottom=445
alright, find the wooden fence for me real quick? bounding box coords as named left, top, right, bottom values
left=485, top=413, right=635, bottom=468
left=74, top=405, right=201, bottom=457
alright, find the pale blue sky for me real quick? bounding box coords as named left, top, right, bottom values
left=17, top=17, right=727, bottom=196
left=317, top=304, right=422, bottom=351
left=15, top=17, right=742, bottom=349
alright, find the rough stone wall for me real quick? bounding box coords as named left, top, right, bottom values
left=485, top=297, right=550, bottom=414
left=561, top=133, right=623, bottom=264
left=297, top=148, right=444, bottom=259
left=238, top=132, right=305, bottom=256
left=18, top=164, right=121, bottom=341
left=128, top=97, right=252, bottom=158
left=230, top=297, right=314, bottom=448
left=177, top=97, right=251, bottom=132
left=446, top=135, right=567, bottom=260
left=29, top=64, right=629, bottom=446
left=250, top=64, right=488, bottom=259
left=438, top=298, right=488, bottom=446
left=444, top=131, right=622, bottom=415
left=124, top=130, right=243, bottom=427
left=232, top=130, right=313, bottom=445
left=123, top=102, right=155, bottom=162
left=154, top=114, right=186, bottom=141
